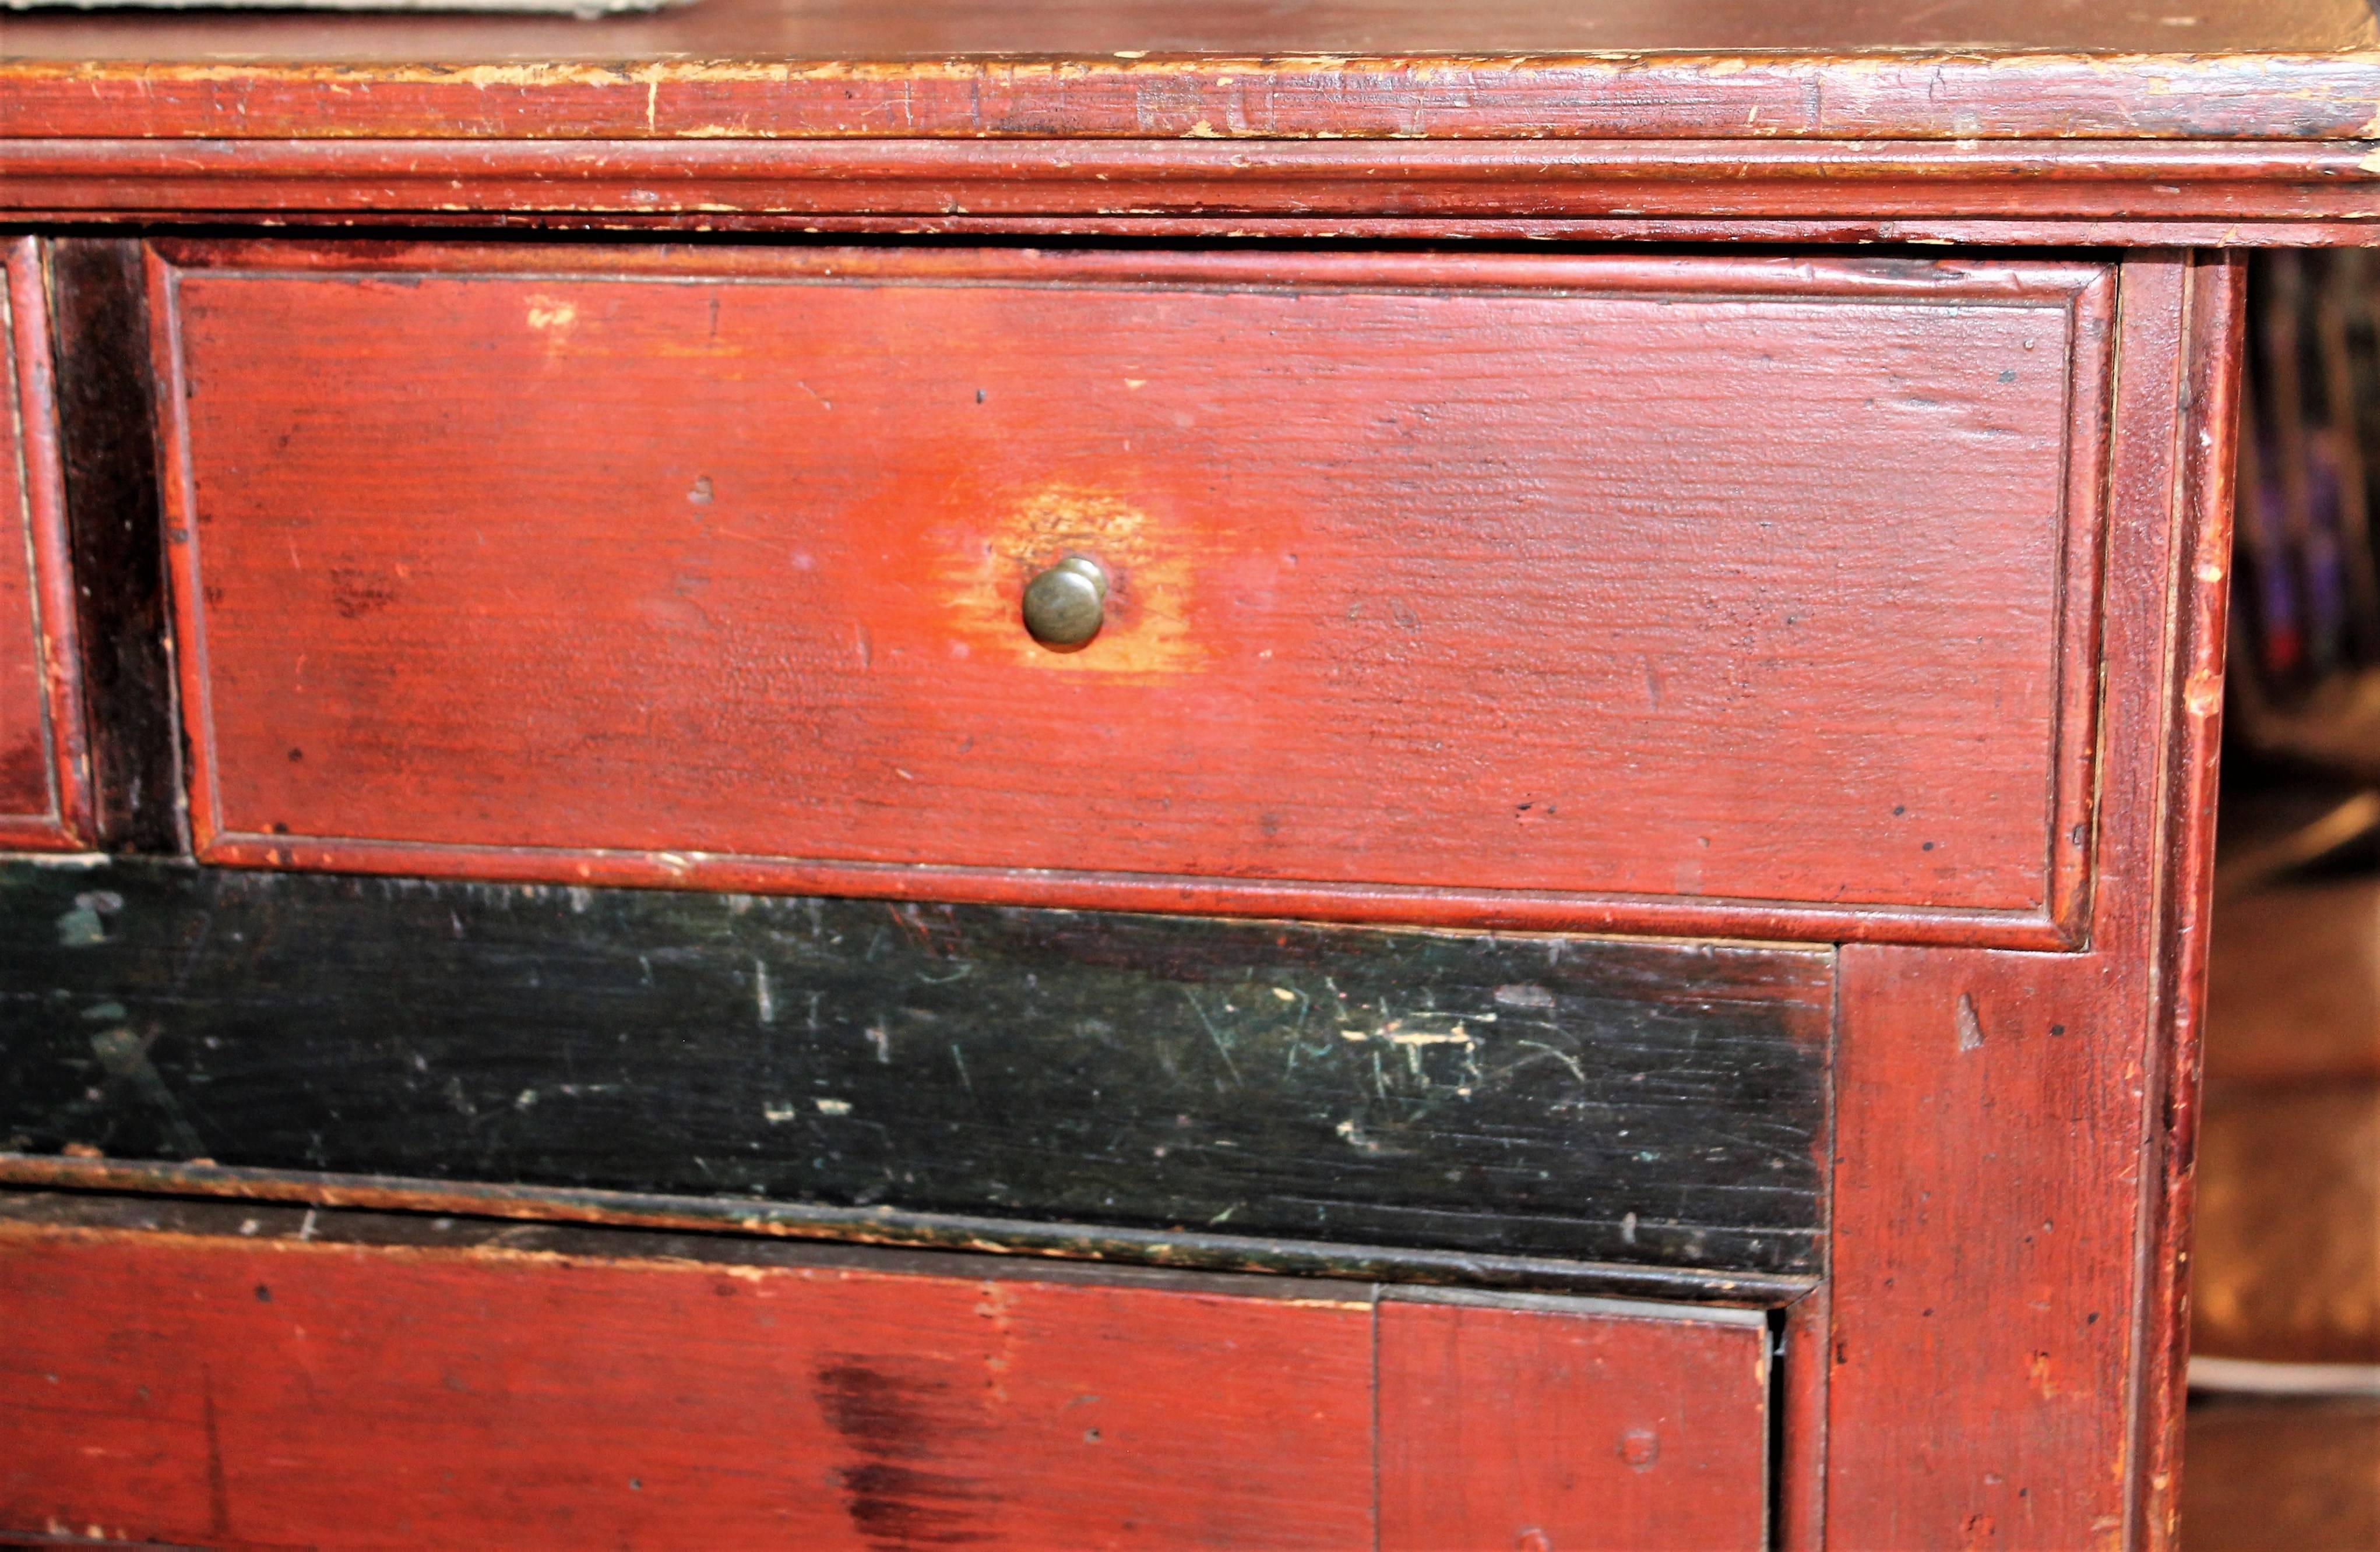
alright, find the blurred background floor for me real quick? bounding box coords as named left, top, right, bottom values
left=2182, top=809, right=2379, bottom=1545
left=2182, top=780, right=2379, bottom=1549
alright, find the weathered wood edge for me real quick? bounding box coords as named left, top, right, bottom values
left=26, top=212, right=2380, bottom=249
left=141, top=235, right=2113, bottom=294
left=0, top=1190, right=1787, bottom=1333
left=2125, top=251, right=2245, bottom=1552
left=178, top=810, right=2076, bottom=953
left=9, top=139, right=2380, bottom=239
left=0, top=1156, right=1819, bottom=1305
left=2047, top=262, right=2120, bottom=947
left=24, top=210, right=2372, bottom=248
left=1777, top=1283, right=1830, bottom=1552
left=6, top=51, right=2380, bottom=143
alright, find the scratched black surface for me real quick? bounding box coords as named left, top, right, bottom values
left=0, top=860, right=1831, bottom=1273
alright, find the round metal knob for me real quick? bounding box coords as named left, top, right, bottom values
left=1021, top=556, right=1109, bottom=648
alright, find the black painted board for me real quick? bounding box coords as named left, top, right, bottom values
left=0, top=861, right=1831, bottom=1273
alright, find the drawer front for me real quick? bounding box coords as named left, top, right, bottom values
left=0, top=859, right=1830, bottom=1277
left=156, top=242, right=2108, bottom=946
left=0, top=1195, right=1770, bottom=1550
left=0, top=239, right=86, bottom=850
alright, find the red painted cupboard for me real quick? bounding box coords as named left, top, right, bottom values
left=1, top=1, right=2362, bottom=1545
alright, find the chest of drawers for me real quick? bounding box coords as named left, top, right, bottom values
left=3, top=2, right=2366, bottom=1547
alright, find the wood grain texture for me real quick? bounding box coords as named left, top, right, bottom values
left=0, top=1193, right=1376, bottom=1548
left=2, top=0, right=2379, bottom=143
left=0, top=238, right=89, bottom=852
left=1378, top=1293, right=1771, bottom=1551
left=1822, top=253, right=2241, bottom=1552
left=9, top=140, right=2380, bottom=243
left=156, top=242, right=2108, bottom=947
left=0, top=1190, right=1772, bottom=1550
left=0, top=858, right=1832, bottom=1276
left=47, top=238, right=178, bottom=855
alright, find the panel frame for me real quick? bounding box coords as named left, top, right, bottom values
left=149, top=239, right=2114, bottom=950
left=0, top=236, right=92, bottom=852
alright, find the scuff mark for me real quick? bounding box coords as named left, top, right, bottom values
left=1177, top=986, right=1243, bottom=1085
left=1512, top=1039, right=1587, bottom=1085
left=89, top=1025, right=206, bottom=1158
left=55, top=890, right=121, bottom=948
left=1334, top=1117, right=1409, bottom=1156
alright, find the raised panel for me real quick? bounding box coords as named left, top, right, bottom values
left=156, top=243, right=2109, bottom=946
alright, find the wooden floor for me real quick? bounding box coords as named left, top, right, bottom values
left=2182, top=798, right=2380, bottom=1550
left=2186, top=1400, right=2380, bottom=1551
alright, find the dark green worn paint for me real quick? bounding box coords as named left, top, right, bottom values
left=0, top=861, right=1832, bottom=1274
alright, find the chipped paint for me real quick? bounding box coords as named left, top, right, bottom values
left=1956, top=992, right=1986, bottom=1051
left=10, top=49, right=2380, bottom=146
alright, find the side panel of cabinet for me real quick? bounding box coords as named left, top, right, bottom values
left=0, top=238, right=89, bottom=850
left=1823, top=254, right=2240, bottom=1552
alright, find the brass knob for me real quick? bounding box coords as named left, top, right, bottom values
left=1022, top=556, right=1108, bottom=648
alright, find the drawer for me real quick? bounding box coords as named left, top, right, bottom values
left=0, top=238, right=87, bottom=851
left=0, top=1194, right=1772, bottom=1550
left=1, top=859, right=1830, bottom=1279
left=154, top=241, right=2109, bottom=946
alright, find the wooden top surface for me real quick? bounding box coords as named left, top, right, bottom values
left=4, top=0, right=2376, bottom=62
left=5, top=0, right=2380, bottom=140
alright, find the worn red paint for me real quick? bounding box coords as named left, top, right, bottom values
left=157, top=242, right=2105, bottom=947
left=0, top=1203, right=1770, bottom=1549
left=2, top=0, right=2379, bottom=145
